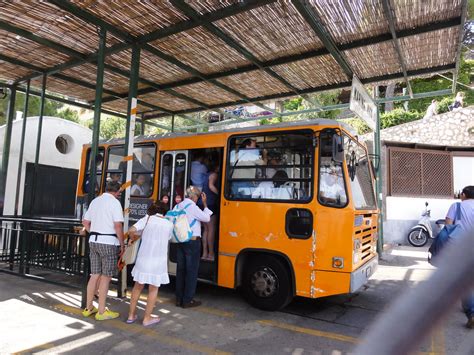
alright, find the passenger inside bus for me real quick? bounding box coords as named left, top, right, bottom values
left=202, top=161, right=220, bottom=261
left=131, top=174, right=147, bottom=196
left=107, top=172, right=122, bottom=184
left=319, top=165, right=347, bottom=206
left=190, top=150, right=208, bottom=191
left=230, top=138, right=267, bottom=197
left=264, top=150, right=283, bottom=179
left=251, top=170, right=292, bottom=200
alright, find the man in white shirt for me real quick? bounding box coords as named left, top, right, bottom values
left=230, top=138, right=267, bottom=197
left=82, top=181, right=124, bottom=320
left=175, top=186, right=213, bottom=308
left=319, top=166, right=347, bottom=206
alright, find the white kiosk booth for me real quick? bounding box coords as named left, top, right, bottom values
left=0, top=116, right=92, bottom=216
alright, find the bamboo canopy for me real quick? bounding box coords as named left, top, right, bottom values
left=0, top=0, right=466, bottom=120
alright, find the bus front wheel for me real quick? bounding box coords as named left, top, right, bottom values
left=241, top=255, right=293, bottom=311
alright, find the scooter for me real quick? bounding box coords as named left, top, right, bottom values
left=407, top=202, right=444, bottom=247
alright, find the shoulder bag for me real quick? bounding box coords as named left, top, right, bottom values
left=428, top=202, right=461, bottom=266
left=118, top=216, right=150, bottom=270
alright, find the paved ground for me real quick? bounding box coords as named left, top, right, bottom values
left=0, top=245, right=472, bottom=354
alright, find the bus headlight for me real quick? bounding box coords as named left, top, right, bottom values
left=332, top=257, right=344, bottom=269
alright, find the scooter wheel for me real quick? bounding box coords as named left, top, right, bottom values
left=407, top=228, right=429, bottom=247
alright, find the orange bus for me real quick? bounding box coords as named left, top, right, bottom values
left=76, top=119, right=378, bottom=310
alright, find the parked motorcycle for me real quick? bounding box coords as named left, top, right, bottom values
left=407, top=202, right=445, bottom=247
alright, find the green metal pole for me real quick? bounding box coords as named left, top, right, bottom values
left=120, top=44, right=141, bottom=298
left=82, top=27, right=106, bottom=309
left=140, top=119, right=146, bottom=136
left=14, top=80, right=30, bottom=216
left=375, top=102, right=384, bottom=255
left=0, top=86, right=17, bottom=216
left=34, top=74, right=47, bottom=165
left=86, top=28, right=106, bottom=206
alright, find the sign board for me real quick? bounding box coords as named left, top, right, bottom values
left=349, top=75, right=377, bottom=130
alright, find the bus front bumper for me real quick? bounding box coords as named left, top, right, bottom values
left=350, top=256, right=378, bottom=293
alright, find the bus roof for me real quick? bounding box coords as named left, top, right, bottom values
left=98, top=119, right=356, bottom=146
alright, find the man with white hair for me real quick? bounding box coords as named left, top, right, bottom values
left=175, top=186, right=213, bottom=308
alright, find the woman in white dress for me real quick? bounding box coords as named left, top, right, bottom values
left=126, top=201, right=173, bottom=326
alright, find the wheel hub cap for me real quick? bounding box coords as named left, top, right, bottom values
left=251, top=267, right=278, bottom=298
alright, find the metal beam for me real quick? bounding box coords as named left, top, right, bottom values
left=86, top=28, right=107, bottom=208
left=382, top=0, right=413, bottom=98
left=43, top=0, right=270, bottom=109
left=170, top=0, right=303, bottom=96
left=291, top=0, right=353, bottom=78
left=178, top=114, right=209, bottom=125
left=3, top=0, right=462, bottom=116
left=0, top=20, right=86, bottom=59
left=437, top=73, right=473, bottom=90
left=142, top=119, right=171, bottom=131
left=144, top=63, right=456, bottom=120
left=176, top=88, right=453, bottom=131
left=7, top=5, right=460, bottom=113
left=44, top=0, right=300, bottom=112
left=17, top=0, right=273, bottom=84
left=102, top=16, right=461, bottom=108
left=0, top=52, right=168, bottom=113
left=10, top=85, right=128, bottom=119
left=0, top=22, right=175, bottom=113
left=100, top=63, right=209, bottom=109
left=452, top=0, right=468, bottom=93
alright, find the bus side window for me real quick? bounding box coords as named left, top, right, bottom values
left=130, top=146, right=155, bottom=197
left=226, top=132, right=313, bottom=202
left=106, top=144, right=156, bottom=197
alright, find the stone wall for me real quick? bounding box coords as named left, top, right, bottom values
left=378, top=106, right=474, bottom=147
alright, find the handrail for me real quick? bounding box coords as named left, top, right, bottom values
left=0, top=215, right=81, bottom=225
left=355, top=229, right=474, bottom=355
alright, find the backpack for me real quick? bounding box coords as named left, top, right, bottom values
left=165, top=203, right=196, bottom=243
left=428, top=202, right=461, bottom=266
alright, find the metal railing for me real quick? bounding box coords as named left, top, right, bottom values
left=0, top=216, right=85, bottom=282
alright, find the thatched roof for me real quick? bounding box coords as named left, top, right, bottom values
left=0, top=0, right=466, bottom=121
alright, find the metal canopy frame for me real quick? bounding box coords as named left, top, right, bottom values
left=381, top=0, right=413, bottom=98
left=0, top=0, right=464, bottom=123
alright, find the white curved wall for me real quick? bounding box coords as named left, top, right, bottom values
left=0, top=116, right=92, bottom=215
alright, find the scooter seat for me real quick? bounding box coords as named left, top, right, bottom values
left=435, top=219, right=445, bottom=225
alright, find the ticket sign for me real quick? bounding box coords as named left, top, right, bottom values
left=349, top=75, right=377, bottom=130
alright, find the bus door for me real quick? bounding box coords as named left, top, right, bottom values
left=159, top=150, right=188, bottom=277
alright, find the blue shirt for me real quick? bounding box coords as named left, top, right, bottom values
left=446, top=199, right=474, bottom=235
left=190, top=161, right=208, bottom=188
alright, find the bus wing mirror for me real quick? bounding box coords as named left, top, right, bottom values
left=332, top=135, right=344, bottom=163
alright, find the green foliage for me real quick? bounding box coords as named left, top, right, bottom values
left=341, top=117, right=371, bottom=135
left=436, top=97, right=454, bottom=114
left=407, top=58, right=474, bottom=113
left=56, top=107, right=79, bottom=123
left=283, top=97, right=303, bottom=111
left=87, top=116, right=125, bottom=140
left=282, top=90, right=343, bottom=121
left=380, top=108, right=423, bottom=129
left=1, top=92, right=63, bottom=125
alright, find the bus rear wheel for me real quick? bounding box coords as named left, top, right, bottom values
left=241, top=255, right=293, bottom=311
